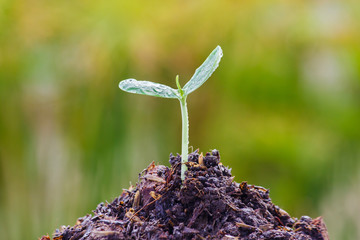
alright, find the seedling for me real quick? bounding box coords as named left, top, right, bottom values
left=119, top=46, right=223, bottom=180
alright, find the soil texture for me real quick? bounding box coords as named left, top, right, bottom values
left=41, top=150, right=328, bottom=240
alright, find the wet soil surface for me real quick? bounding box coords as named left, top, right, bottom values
left=42, top=150, right=328, bottom=240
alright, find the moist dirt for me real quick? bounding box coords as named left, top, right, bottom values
left=41, top=150, right=329, bottom=240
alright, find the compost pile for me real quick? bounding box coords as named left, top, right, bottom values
left=42, top=150, right=328, bottom=240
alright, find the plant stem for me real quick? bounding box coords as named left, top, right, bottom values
left=176, top=75, right=189, bottom=181
left=179, top=96, right=188, bottom=181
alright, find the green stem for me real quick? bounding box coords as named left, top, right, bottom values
left=176, top=75, right=189, bottom=181
left=179, top=96, right=188, bottom=181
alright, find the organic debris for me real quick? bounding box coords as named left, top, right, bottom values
left=42, top=150, right=328, bottom=240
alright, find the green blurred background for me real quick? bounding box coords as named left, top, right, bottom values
left=1, top=0, right=360, bottom=239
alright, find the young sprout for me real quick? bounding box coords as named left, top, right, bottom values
left=119, top=46, right=223, bottom=180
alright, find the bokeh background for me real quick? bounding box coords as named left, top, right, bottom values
left=1, top=0, right=360, bottom=239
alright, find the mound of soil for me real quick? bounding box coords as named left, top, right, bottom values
left=41, top=150, right=328, bottom=240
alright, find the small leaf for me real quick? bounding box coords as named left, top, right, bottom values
left=183, top=45, right=223, bottom=95
left=119, top=79, right=180, bottom=99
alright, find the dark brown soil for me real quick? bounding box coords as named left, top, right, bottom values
left=41, top=150, right=329, bottom=240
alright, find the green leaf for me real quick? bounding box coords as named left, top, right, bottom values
left=119, top=79, right=180, bottom=99
left=183, top=46, right=223, bottom=95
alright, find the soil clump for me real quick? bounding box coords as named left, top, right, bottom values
left=41, top=150, right=328, bottom=240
